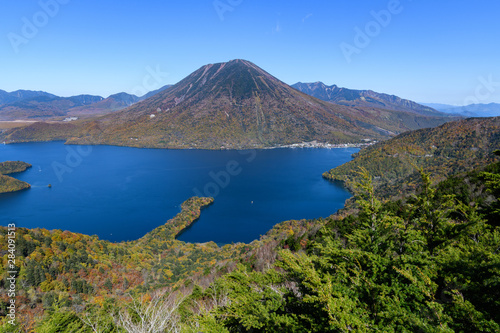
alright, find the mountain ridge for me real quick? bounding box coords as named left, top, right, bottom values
left=0, top=85, right=172, bottom=121
left=292, top=81, right=447, bottom=117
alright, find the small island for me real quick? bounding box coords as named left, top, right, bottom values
left=0, top=161, right=32, bottom=194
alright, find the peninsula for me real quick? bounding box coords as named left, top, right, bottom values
left=0, top=161, right=32, bottom=194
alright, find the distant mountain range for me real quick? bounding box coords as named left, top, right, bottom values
left=0, top=86, right=172, bottom=120
left=421, top=102, right=500, bottom=117
left=0, top=90, right=58, bottom=104
left=1, top=59, right=458, bottom=149
left=292, top=82, right=445, bottom=117
left=292, top=82, right=500, bottom=119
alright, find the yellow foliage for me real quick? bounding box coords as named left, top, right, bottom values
left=40, top=280, right=52, bottom=292
left=163, top=269, right=173, bottom=278
left=94, top=295, right=105, bottom=307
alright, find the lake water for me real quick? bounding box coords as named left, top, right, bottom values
left=0, top=142, right=357, bottom=244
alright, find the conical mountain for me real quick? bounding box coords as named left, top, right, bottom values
left=2, top=60, right=454, bottom=148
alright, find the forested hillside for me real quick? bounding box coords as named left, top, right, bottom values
left=0, top=196, right=322, bottom=330
left=323, top=117, right=500, bottom=198
left=1, top=151, right=499, bottom=331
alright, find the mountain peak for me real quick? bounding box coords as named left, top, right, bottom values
left=2, top=61, right=456, bottom=149
left=203, top=59, right=274, bottom=79
left=227, top=58, right=252, bottom=64
left=56, top=60, right=453, bottom=149
left=201, top=59, right=256, bottom=69
left=144, top=58, right=281, bottom=104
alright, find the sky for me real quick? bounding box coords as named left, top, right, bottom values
left=1, top=0, right=499, bottom=105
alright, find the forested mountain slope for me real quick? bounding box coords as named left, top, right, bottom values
left=323, top=117, right=500, bottom=198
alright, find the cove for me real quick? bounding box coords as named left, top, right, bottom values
left=0, top=142, right=358, bottom=244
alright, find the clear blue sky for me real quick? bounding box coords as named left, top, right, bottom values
left=1, top=0, right=499, bottom=105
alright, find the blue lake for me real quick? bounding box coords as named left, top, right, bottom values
left=0, top=142, right=357, bottom=244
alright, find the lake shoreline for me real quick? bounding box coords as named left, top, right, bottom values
left=2, top=125, right=376, bottom=150
left=0, top=142, right=357, bottom=243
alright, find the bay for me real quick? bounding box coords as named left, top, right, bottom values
left=0, top=142, right=357, bottom=244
